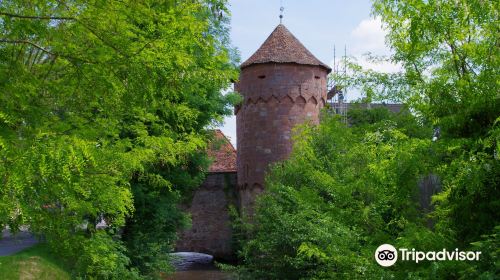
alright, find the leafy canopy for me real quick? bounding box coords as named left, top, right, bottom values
left=238, top=0, right=499, bottom=279
left=0, top=0, right=238, bottom=278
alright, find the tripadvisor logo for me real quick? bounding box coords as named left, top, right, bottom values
left=374, top=244, right=481, bottom=267
left=375, top=244, right=398, bottom=267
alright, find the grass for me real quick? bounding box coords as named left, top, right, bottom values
left=0, top=244, right=71, bottom=280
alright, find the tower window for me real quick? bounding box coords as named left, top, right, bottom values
left=258, top=75, right=266, bottom=79
left=314, top=75, right=320, bottom=79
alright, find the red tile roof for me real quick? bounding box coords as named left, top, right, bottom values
left=208, top=130, right=237, bottom=173
left=241, top=24, right=331, bottom=72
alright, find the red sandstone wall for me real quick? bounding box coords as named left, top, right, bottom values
left=235, top=63, right=328, bottom=213
left=175, top=172, right=237, bottom=261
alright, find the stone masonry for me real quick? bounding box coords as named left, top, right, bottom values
left=175, top=131, right=237, bottom=261
left=175, top=24, right=331, bottom=258
left=175, top=172, right=237, bottom=261
left=235, top=24, right=331, bottom=214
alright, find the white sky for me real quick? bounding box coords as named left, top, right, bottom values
left=220, top=0, right=395, bottom=146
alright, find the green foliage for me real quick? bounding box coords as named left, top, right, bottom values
left=371, top=0, right=499, bottom=138
left=74, top=231, right=141, bottom=280
left=0, top=244, right=71, bottom=280
left=239, top=112, right=498, bottom=279
left=459, top=226, right=500, bottom=279
left=0, top=0, right=238, bottom=278
left=122, top=151, right=207, bottom=278
left=239, top=1, right=499, bottom=279
left=347, top=105, right=394, bottom=125
left=238, top=113, right=438, bottom=279
left=432, top=122, right=500, bottom=244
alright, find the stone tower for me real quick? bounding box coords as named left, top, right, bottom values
left=235, top=24, right=331, bottom=214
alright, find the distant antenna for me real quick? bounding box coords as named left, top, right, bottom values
left=327, top=44, right=349, bottom=123
left=333, top=45, right=336, bottom=74
left=279, top=0, right=284, bottom=23
left=344, top=45, right=347, bottom=76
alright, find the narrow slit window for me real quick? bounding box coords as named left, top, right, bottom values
left=258, top=75, right=266, bottom=79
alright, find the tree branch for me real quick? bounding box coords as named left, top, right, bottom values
left=0, top=39, right=56, bottom=56
left=0, top=12, right=75, bottom=21
left=0, top=39, right=95, bottom=64
left=77, top=21, right=127, bottom=57
left=1, top=11, right=129, bottom=58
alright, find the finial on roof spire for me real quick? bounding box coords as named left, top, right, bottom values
left=279, top=0, right=284, bottom=24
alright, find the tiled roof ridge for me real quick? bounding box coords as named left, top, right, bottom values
left=215, top=129, right=236, bottom=151
left=207, top=130, right=237, bottom=173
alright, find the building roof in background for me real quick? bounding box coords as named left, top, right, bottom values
left=241, top=24, right=332, bottom=72
left=208, top=130, right=237, bottom=173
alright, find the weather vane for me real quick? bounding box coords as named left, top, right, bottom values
left=279, top=0, right=285, bottom=24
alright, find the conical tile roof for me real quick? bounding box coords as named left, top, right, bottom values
left=241, top=24, right=331, bottom=72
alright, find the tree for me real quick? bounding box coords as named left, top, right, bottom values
left=237, top=112, right=441, bottom=279
left=238, top=0, right=499, bottom=279
left=372, top=0, right=499, bottom=270
left=0, top=0, right=238, bottom=278
left=372, top=0, right=499, bottom=138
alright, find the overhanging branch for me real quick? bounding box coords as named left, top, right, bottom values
left=0, top=39, right=56, bottom=56
left=0, top=39, right=95, bottom=64
left=0, top=12, right=75, bottom=21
